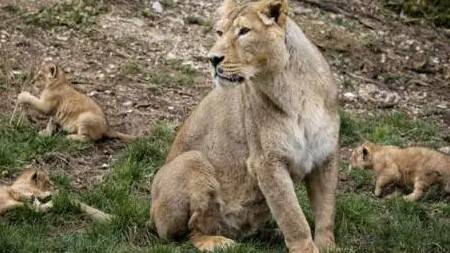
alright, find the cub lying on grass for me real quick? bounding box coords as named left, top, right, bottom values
left=18, top=61, right=136, bottom=142
left=0, top=168, right=54, bottom=215
left=350, top=142, right=450, bottom=201
left=0, top=168, right=113, bottom=222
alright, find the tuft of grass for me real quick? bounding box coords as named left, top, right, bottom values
left=145, top=59, right=198, bottom=87
left=0, top=117, right=91, bottom=174
left=335, top=194, right=449, bottom=253
left=119, top=61, right=142, bottom=78
left=185, top=16, right=210, bottom=26
left=384, top=0, right=450, bottom=27
left=160, top=0, right=176, bottom=9
left=25, top=0, right=108, bottom=30
left=340, top=111, right=447, bottom=147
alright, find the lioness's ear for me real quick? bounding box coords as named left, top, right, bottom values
left=258, top=0, right=289, bottom=27
left=218, top=0, right=237, bottom=16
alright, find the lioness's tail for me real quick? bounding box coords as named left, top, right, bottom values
left=105, top=130, right=137, bottom=143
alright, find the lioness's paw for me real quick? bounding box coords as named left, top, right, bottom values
left=290, top=240, right=319, bottom=253
left=18, top=91, right=32, bottom=103
left=315, top=233, right=335, bottom=251
left=192, top=235, right=236, bottom=252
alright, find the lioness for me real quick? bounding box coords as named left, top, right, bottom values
left=1, top=168, right=113, bottom=222
left=0, top=168, right=54, bottom=215
left=150, top=1, right=339, bottom=252
left=350, top=142, right=450, bottom=201
left=17, top=61, right=136, bottom=142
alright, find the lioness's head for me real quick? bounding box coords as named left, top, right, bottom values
left=31, top=61, right=65, bottom=92
left=208, top=0, right=289, bottom=86
left=350, top=142, right=375, bottom=170
left=12, top=168, right=54, bottom=200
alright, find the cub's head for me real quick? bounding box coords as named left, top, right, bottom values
left=12, top=168, right=54, bottom=199
left=208, top=0, right=290, bottom=87
left=350, top=142, right=375, bottom=170
left=31, top=61, right=65, bottom=92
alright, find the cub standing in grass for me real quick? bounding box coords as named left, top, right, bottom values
left=151, top=0, right=340, bottom=252
left=17, top=61, right=135, bottom=142
left=350, top=142, right=450, bottom=201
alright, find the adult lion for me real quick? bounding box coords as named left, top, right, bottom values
left=151, top=0, right=339, bottom=252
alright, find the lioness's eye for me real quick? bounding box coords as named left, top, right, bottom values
left=216, top=30, right=223, bottom=37
left=238, top=27, right=251, bottom=36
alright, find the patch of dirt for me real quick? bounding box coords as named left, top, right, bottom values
left=0, top=0, right=449, bottom=189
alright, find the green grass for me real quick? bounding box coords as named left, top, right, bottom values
left=384, top=0, right=450, bottom=27
left=145, top=59, right=199, bottom=87
left=0, top=117, right=91, bottom=174
left=340, top=111, right=447, bottom=147
left=1, top=112, right=449, bottom=253
left=24, top=0, right=108, bottom=30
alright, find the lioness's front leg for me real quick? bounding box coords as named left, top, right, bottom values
left=255, top=154, right=318, bottom=253
left=305, top=155, right=338, bottom=250
left=18, top=91, right=55, bottom=115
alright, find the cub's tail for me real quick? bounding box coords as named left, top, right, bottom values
left=105, top=130, right=137, bottom=143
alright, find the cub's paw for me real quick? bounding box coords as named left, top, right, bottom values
left=17, top=91, right=32, bottom=104
left=192, top=235, right=236, bottom=252
left=403, top=194, right=418, bottom=202
left=39, top=129, right=52, bottom=137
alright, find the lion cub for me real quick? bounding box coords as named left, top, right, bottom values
left=0, top=168, right=113, bottom=222
left=350, top=142, right=450, bottom=201
left=18, top=61, right=135, bottom=142
left=0, top=168, right=54, bottom=215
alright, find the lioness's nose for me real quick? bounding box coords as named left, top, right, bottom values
left=209, top=55, right=225, bottom=67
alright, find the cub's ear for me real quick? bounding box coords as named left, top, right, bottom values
left=362, top=146, right=370, bottom=161
left=31, top=171, right=39, bottom=181
left=48, top=64, right=59, bottom=79
left=257, top=0, right=289, bottom=27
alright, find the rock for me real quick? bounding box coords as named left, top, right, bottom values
left=358, top=83, right=400, bottom=108
left=439, top=147, right=450, bottom=154
left=152, top=1, right=163, bottom=13
left=123, top=101, right=134, bottom=107
left=343, top=92, right=357, bottom=102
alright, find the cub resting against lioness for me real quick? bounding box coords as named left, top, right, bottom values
left=350, top=142, right=450, bottom=201
left=17, top=61, right=135, bottom=142
left=151, top=1, right=339, bottom=253
left=0, top=168, right=113, bottom=222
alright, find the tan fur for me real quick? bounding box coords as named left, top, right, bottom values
left=0, top=168, right=54, bottom=215
left=350, top=142, right=450, bottom=201
left=0, top=169, right=113, bottom=222
left=17, top=61, right=136, bottom=142
left=151, top=1, right=339, bottom=252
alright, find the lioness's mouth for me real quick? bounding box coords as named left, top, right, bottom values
left=215, top=73, right=245, bottom=83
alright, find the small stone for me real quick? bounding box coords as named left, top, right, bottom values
left=88, top=91, right=98, bottom=97
left=439, top=147, right=450, bottom=154
left=152, top=1, right=163, bottom=13
left=343, top=92, right=357, bottom=101
left=123, top=101, right=134, bottom=107
left=168, top=106, right=175, bottom=111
